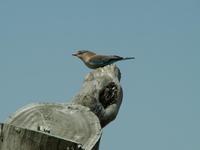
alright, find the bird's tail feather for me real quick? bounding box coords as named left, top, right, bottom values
left=123, top=57, right=135, bottom=60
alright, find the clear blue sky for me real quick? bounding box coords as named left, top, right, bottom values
left=0, top=0, right=200, bottom=149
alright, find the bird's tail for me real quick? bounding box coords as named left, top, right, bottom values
left=123, top=57, right=135, bottom=60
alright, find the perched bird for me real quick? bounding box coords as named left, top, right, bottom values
left=72, top=50, right=135, bottom=69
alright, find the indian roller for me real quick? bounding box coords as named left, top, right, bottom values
left=72, top=50, right=135, bottom=69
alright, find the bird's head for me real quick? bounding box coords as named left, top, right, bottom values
left=72, top=50, right=95, bottom=59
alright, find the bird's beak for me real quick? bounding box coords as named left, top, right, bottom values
left=72, top=53, right=77, bottom=56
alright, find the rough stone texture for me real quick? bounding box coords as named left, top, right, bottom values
left=72, top=64, right=123, bottom=127
left=2, top=103, right=101, bottom=150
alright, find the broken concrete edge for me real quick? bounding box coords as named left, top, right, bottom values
left=5, top=103, right=90, bottom=123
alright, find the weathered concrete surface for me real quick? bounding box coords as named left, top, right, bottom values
left=2, top=103, right=101, bottom=150
left=0, top=123, right=83, bottom=150
left=0, top=64, right=123, bottom=150
left=72, top=64, right=123, bottom=127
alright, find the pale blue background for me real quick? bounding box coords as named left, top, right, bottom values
left=0, top=0, right=200, bottom=149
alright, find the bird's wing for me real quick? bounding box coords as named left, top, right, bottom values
left=88, top=55, right=123, bottom=66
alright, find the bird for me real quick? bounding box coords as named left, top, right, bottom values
left=72, top=50, right=135, bottom=69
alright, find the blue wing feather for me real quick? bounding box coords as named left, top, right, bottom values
left=88, top=55, right=122, bottom=66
